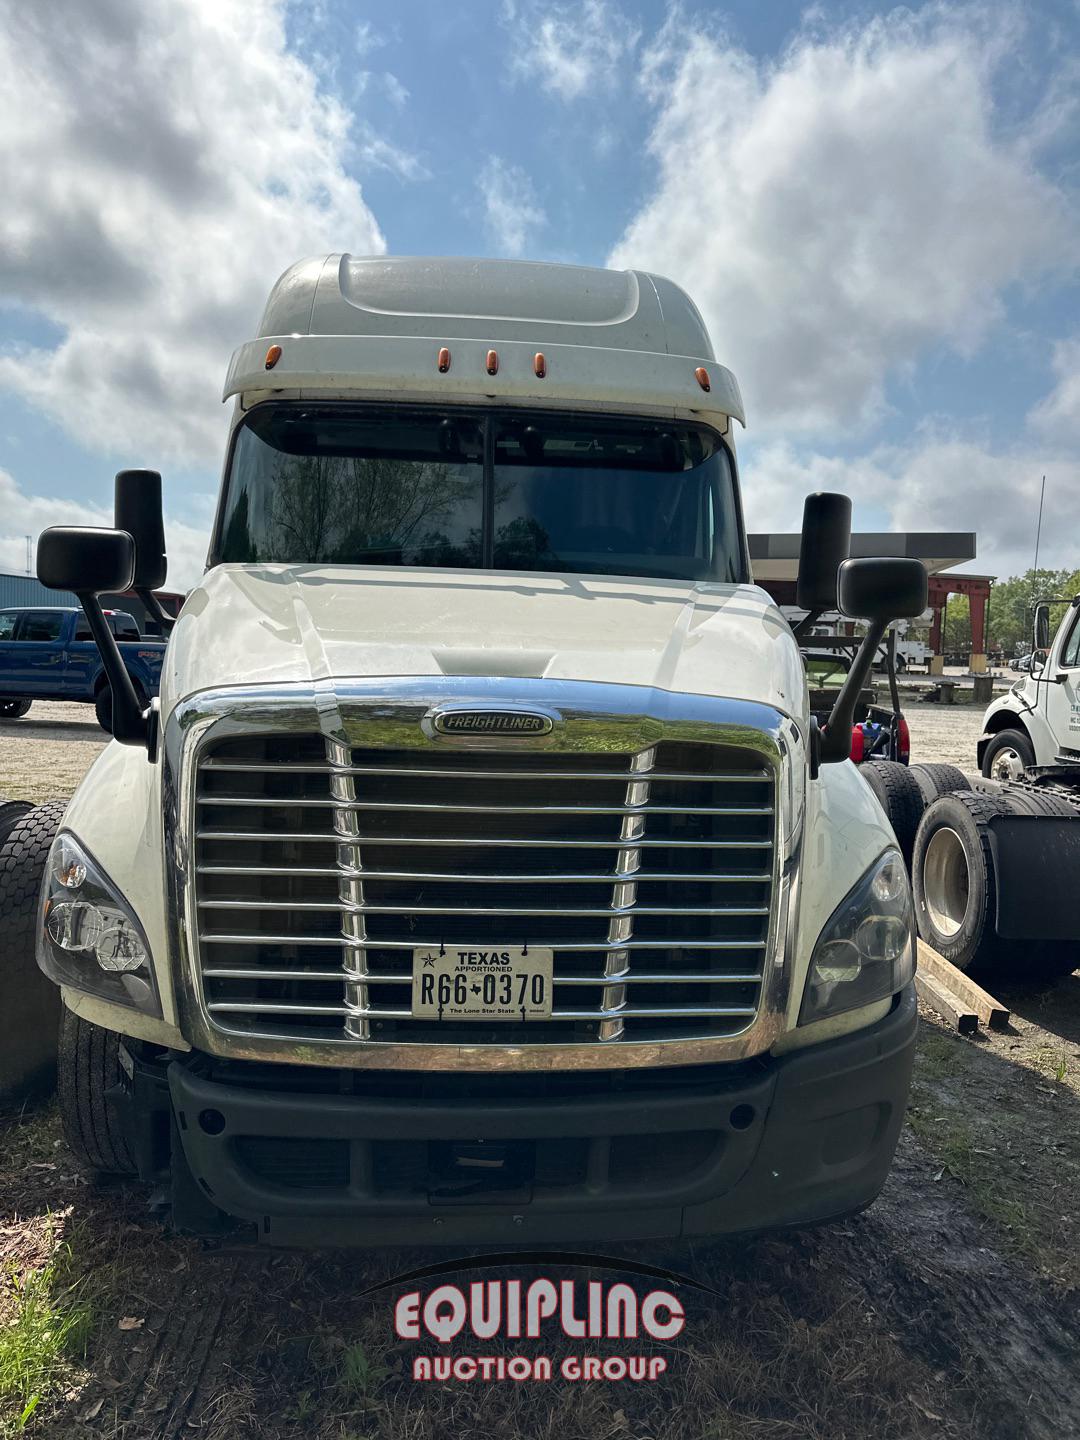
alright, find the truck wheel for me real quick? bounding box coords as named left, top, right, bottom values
left=57, top=1010, right=135, bottom=1177
left=981, top=728, right=1034, bottom=781
left=0, top=698, right=32, bottom=718
left=860, top=760, right=924, bottom=865
left=0, top=798, right=32, bottom=847
left=912, top=791, right=1078, bottom=978
left=95, top=682, right=147, bottom=734
left=0, top=801, right=67, bottom=1102
left=908, top=763, right=971, bottom=805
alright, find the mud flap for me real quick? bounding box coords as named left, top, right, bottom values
left=988, top=815, right=1080, bottom=940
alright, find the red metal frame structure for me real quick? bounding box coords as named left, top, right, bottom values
left=927, top=573, right=993, bottom=672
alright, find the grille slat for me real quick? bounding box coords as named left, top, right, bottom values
left=193, top=730, right=777, bottom=1047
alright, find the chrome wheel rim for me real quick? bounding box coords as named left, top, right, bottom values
left=923, top=827, right=969, bottom=939
left=990, top=746, right=1024, bottom=781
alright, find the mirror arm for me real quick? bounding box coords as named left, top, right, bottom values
left=819, top=618, right=891, bottom=765
left=136, top=587, right=175, bottom=635
left=791, top=608, right=822, bottom=642
left=77, top=594, right=149, bottom=747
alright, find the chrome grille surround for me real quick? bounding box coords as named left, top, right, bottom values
left=164, top=678, right=804, bottom=1071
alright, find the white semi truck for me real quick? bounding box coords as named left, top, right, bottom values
left=10, top=256, right=929, bottom=1245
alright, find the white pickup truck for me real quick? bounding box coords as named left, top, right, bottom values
left=979, top=596, right=1080, bottom=777
left=10, top=256, right=928, bottom=1246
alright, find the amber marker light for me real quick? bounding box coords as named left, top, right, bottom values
left=534, top=352, right=547, bottom=378
left=694, top=366, right=710, bottom=392
left=486, top=349, right=499, bottom=376
left=437, top=347, right=451, bottom=373
left=264, top=344, right=282, bottom=370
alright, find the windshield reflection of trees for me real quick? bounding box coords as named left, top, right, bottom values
left=223, top=454, right=561, bottom=569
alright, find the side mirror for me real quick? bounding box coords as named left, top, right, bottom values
left=36, top=527, right=148, bottom=749
left=838, top=557, right=929, bottom=623
left=37, top=526, right=135, bottom=594
left=1034, top=603, right=1051, bottom=653
left=817, top=556, right=928, bottom=769
left=114, top=469, right=167, bottom=590
left=796, top=492, right=852, bottom=612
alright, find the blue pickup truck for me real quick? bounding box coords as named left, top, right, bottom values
left=0, top=607, right=166, bottom=732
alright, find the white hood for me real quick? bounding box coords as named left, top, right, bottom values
left=161, top=565, right=808, bottom=724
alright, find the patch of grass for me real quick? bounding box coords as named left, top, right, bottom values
left=914, top=1027, right=971, bottom=1081
left=0, top=1250, right=91, bottom=1434
left=907, top=1108, right=1029, bottom=1238
left=338, top=1342, right=389, bottom=1405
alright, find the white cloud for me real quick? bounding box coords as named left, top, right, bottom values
left=0, top=469, right=210, bottom=592
left=477, top=158, right=546, bottom=258
left=504, top=0, right=639, bottom=100
left=610, top=9, right=1073, bottom=437
left=1028, top=338, right=1080, bottom=444
left=741, top=433, right=1077, bottom=582
left=0, top=0, right=386, bottom=471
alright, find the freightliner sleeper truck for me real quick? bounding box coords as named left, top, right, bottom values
left=14, top=257, right=929, bottom=1245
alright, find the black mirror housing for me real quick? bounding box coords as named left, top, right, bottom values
left=37, top=526, right=135, bottom=595
left=796, top=492, right=852, bottom=612
left=36, top=526, right=149, bottom=750
left=114, top=469, right=167, bottom=590
left=838, top=557, right=928, bottom=624
left=1034, top=603, right=1051, bottom=653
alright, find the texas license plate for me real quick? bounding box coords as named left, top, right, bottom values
left=411, top=946, right=554, bottom=1020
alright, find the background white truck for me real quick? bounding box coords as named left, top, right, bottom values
left=978, top=596, right=1080, bottom=777
left=8, top=256, right=930, bottom=1245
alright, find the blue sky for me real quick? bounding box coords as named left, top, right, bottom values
left=1, top=0, right=1078, bottom=587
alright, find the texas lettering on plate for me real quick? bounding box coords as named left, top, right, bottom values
left=411, top=945, right=554, bottom=1020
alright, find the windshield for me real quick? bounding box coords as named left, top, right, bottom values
left=214, top=405, right=745, bottom=583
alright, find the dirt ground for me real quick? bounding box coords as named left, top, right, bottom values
left=3, top=698, right=1080, bottom=1439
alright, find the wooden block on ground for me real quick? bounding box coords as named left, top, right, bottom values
left=915, top=971, right=978, bottom=1034
left=917, top=939, right=1009, bottom=1030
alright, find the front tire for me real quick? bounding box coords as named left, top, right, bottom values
left=57, top=1010, right=135, bottom=1177
left=981, top=728, right=1034, bottom=781
left=0, top=698, right=32, bottom=719
left=0, top=801, right=67, bottom=1101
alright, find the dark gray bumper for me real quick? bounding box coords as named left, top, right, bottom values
left=166, top=988, right=916, bottom=1246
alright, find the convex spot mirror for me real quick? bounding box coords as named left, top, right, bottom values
left=37, top=526, right=135, bottom=596
left=838, top=557, right=928, bottom=624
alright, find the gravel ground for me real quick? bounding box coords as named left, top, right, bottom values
left=0, top=703, right=107, bottom=804
left=903, top=699, right=987, bottom=774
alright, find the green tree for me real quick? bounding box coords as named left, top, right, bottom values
left=987, top=568, right=1080, bottom=655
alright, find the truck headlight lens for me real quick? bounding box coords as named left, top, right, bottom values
left=37, top=833, right=161, bottom=1016
left=799, top=850, right=914, bottom=1024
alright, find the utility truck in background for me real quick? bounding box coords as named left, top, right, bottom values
left=7, top=256, right=930, bottom=1245
left=978, top=596, right=1080, bottom=778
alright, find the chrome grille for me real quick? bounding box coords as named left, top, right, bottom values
left=193, top=733, right=777, bottom=1048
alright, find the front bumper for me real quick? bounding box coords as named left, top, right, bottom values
left=130, top=988, right=915, bottom=1245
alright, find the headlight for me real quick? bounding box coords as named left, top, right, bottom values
left=799, top=849, right=914, bottom=1024
left=37, top=833, right=161, bottom=1017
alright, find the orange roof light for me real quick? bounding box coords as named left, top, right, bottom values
left=533, top=352, right=547, bottom=378
left=437, top=347, right=451, bottom=373
left=264, top=344, right=282, bottom=370
left=486, top=349, right=499, bottom=376
left=694, top=366, right=710, bottom=392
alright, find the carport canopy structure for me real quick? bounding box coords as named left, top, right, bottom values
left=749, top=531, right=989, bottom=670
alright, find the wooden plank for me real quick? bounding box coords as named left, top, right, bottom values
left=917, top=939, right=1010, bottom=1030
left=914, top=970, right=978, bottom=1034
